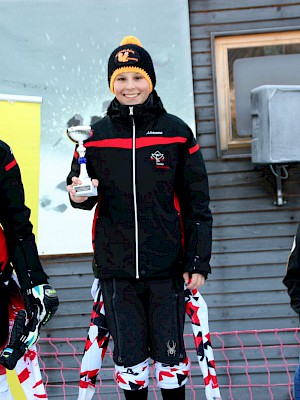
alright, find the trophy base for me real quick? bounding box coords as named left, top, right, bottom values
left=74, top=184, right=98, bottom=197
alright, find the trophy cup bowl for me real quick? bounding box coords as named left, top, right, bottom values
left=66, top=125, right=98, bottom=197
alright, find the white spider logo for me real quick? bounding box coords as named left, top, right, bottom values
left=166, top=340, right=176, bottom=356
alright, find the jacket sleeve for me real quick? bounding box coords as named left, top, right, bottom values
left=175, top=129, right=212, bottom=278
left=0, top=141, right=48, bottom=290
left=66, top=147, right=98, bottom=211
left=283, top=223, right=300, bottom=317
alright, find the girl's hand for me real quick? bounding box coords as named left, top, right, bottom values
left=66, top=177, right=99, bottom=203
left=183, top=272, right=205, bottom=290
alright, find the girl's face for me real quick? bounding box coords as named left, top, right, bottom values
left=113, top=72, right=151, bottom=105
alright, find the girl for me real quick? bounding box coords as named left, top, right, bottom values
left=67, top=36, right=212, bottom=400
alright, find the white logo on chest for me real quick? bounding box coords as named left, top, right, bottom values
left=150, top=150, right=169, bottom=169
left=151, top=150, right=165, bottom=165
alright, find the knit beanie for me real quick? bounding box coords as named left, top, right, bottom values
left=108, top=36, right=156, bottom=94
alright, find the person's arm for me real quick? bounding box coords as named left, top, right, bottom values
left=0, top=142, right=48, bottom=290
left=175, top=129, right=212, bottom=289
left=283, top=223, right=300, bottom=317
left=0, top=142, right=59, bottom=369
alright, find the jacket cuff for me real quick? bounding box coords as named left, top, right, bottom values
left=70, top=195, right=97, bottom=210
left=184, top=259, right=211, bottom=276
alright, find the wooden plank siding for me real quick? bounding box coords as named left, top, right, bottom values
left=189, top=0, right=300, bottom=332
left=38, top=1, right=300, bottom=398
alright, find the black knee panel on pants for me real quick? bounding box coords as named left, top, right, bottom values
left=124, top=387, right=148, bottom=400
left=161, top=385, right=185, bottom=400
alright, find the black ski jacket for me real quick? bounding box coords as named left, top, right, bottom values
left=283, top=223, right=300, bottom=320
left=67, top=91, right=212, bottom=280
left=0, top=140, right=48, bottom=289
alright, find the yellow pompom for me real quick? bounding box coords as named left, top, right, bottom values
left=120, top=36, right=142, bottom=47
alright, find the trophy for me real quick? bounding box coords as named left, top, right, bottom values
left=66, top=125, right=98, bottom=197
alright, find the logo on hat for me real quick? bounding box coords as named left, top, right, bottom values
left=115, top=49, right=139, bottom=64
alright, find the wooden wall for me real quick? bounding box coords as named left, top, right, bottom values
left=189, top=0, right=300, bottom=333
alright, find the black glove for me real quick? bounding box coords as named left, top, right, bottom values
left=0, top=284, right=59, bottom=370
left=0, top=310, right=32, bottom=370
left=23, top=283, right=59, bottom=326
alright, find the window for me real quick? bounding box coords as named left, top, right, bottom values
left=212, top=29, right=300, bottom=158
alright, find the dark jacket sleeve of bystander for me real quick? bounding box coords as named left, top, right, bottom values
left=0, top=140, right=48, bottom=290
left=283, top=223, right=300, bottom=318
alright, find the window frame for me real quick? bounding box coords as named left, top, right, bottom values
left=211, top=27, right=300, bottom=158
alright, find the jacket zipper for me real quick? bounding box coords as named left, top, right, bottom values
left=129, top=106, right=139, bottom=279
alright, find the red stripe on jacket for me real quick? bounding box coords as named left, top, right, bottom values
left=189, top=143, right=199, bottom=155
left=174, top=193, right=185, bottom=251
left=0, top=227, right=9, bottom=272
left=84, top=136, right=188, bottom=150
left=92, top=199, right=101, bottom=251
left=5, top=158, right=17, bottom=171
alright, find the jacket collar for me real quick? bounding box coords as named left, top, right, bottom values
left=107, top=90, right=166, bottom=124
